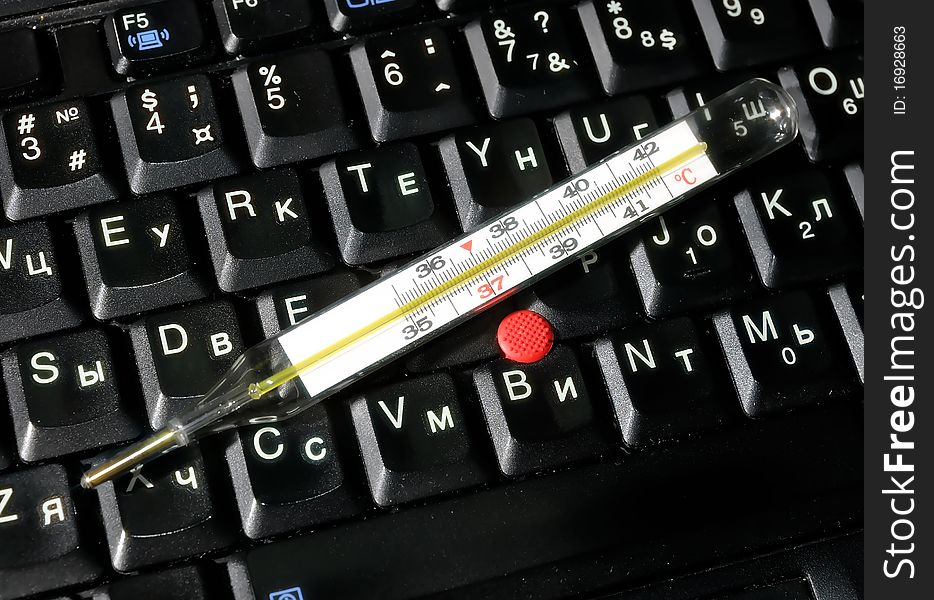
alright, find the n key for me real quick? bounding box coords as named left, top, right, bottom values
left=1, top=100, right=118, bottom=220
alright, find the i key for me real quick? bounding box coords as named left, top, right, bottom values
left=351, top=27, right=478, bottom=141
left=214, top=0, right=314, bottom=55
left=577, top=0, right=709, bottom=94
left=105, top=0, right=210, bottom=76
left=198, top=168, right=334, bottom=292
left=254, top=270, right=371, bottom=336
left=2, top=328, right=141, bottom=462
left=74, top=195, right=210, bottom=320
left=232, top=49, right=362, bottom=168
left=130, top=300, right=243, bottom=429
left=112, top=74, right=240, bottom=194
left=465, top=6, right=594, bottom=118
left=0, top=100, right=118, bottom=220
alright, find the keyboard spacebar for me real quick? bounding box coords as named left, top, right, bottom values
left=228, top=404, right=860, bottom=600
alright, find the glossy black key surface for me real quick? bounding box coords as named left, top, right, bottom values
left=95, top=565, right=211, bottom=600
left=436, top=0, right=485, bottom=12
left=105, top=0, right=209, bottom=76
left=254, top=269, right=370, bottom=336
left=321, top=142, right=457, bottom=264
left=0, top=100, right=118, bottom=221
left=351, top=26, right=478, bottom=141
left=577, top=0, right=708, bottom=95
left=324, top=0, right=420, bottom=33
left=0, top=29, right=54, bottom=102
left=96, top=445, right=234, bottom=571
left=843, top=161, right=863, bottom=219
left=665, top=73, right=753, bottom=118
left=405, top=300, right=514, bottom=372
left=74, top=195, right=209, bottom=320
left=112, top=74, right=239, bottom=194
left=232, top=49, right=362, bottom=168
left=806, top=0, right=863, bottom=48
left=350, top=373, right=488, bottom=506
left=55, top=23, right=122, bottom=98
left=439, top=118, right=553, bottom=230
left=778, top=52, right=863, bottom=162
left=0, top=220, right=83, bottom=344
left=473, top=344, right=609, bottom=476
left=198, top=168, right=334, bottom=292
left=0, top=464, right=102, bottom=598
left=595, top=317, right=734, bottom=447
left=214, top=0, right=314, bottom=55
left=465, top=6, right=594, bottom=118
left=713, top=290, right=856, bottom=417
left=130, top=300, right=244, bottom=429
left=828, top=279, right=863, bottom=383
left=2, top=328, right=140, bottom=462
left=690, top=0, right=818, bottom=70
left=226, top=404, right=364, bottom=539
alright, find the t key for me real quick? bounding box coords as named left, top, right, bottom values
left=1, top=100, right=118, bottom=220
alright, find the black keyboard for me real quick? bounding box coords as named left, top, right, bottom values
left=0, top=1, right=863, bottom=599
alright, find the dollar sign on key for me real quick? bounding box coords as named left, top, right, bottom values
left=141, top=89, right=158, bottom=112
left=660, top=29, right=677, bottom=51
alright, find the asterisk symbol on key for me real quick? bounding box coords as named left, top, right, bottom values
left=606, top=1, right=623, bottom=15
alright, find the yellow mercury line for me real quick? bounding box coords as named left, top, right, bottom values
left=250, top=142, right=708, bottom=400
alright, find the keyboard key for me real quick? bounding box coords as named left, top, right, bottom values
left=690, top=0, right=818, bottom=70
left=105, top=0, right=209, bottom=76
left=350, top=373, right=488, bottom=506
left=713, top=290, right=856, bottom=417
left=0, top=29, right=55, bottom=102
left=843, top=161, right=863, bottom=220
left=465, top=6, right=594, bottom=118
left=473, top=344, right=609, bottom=476
left=111, top=74, right=240, bottom=194
left=0, top=220, right=84, bottom=344
left=0, top=100, right=119, bottom=220
left=828, top=279, right=862, bottom=384
left=324, top=0, right=420, bottom=33
left=0, top=464, right=103, bottom=598
left=320, top=142, right=457, bottom=265
left=197, top=168, right=334, bottom=292
left=74, top=195, right=210, bottom=320
left=214, top=0, right=314, bottom=55
left=553, top=95, right=660, bottom=173
left=255, top=270, right=371, bottom=336
left=129, top=300, right=244, bottom=429
left=231, top=49, right=362, bottom=168
left=2, top=328, right=141, bottom=462
left=350, top=26, right=479, bottom=141
left=806, top=0, right=862, bottom=48
left=778, top=52, right=863, bottom=162
left=665, top=73, right=754, bottom=117
left=631, top=197, right=756, bottom=317
left=96, top=445, right=235, bottom=571
left=439, top=118, right=553, bottom=230
left=594, top=317, right=735, bottom=447
left=226, top=404, right=365, bottom=539
left=735, top=168, right=862, bottom=288
left=436, top=0, right=485, bottom=12
left=577, top=0, right=709, bottom=94
left=94, top=565, right=211, bottom=600
left=405, top=300, right=515, bottom=372
left=0, top=429, right=10, bottom=471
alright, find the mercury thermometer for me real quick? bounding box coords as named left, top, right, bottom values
left=82, top=79, right=798, bottom=488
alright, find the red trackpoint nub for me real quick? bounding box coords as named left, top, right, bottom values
left=497, top=310, right=554, bottom=363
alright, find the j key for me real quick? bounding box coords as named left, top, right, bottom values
left=0, top=464, right=103, bottom=598
left=465, top=6, right=594, bottom=118
left=0, top=29, right=54, bottom=102
left=226, top=404, right=364, bottom=539
left=96, top=445, right=234, bottom=571
left=0, top=220, right=83, bottom=344
left=320, top=142, right=457, bottom=265
left=521, top=243, right=642, bottom=339
left=405, top=300, right=515, bottom=372
left=713, top=290, right=856, bottom=417
left=807, top=0, right=863, bottom=48
left=351, top=27, right=478, bottom=142
left=94, top=565, right=211, bottom=600
left=778, top=52, right=863, bottom=162
left=105, top=0, right=209, bottom=76
left=577, top=0, right=709, bottom=94
left=1, top=100, right=118, bottom=221
left=198, top=168, right=334, bottom=292
left=255, top=270, right=371, bottom=336
left=324, top=0, right=420, bottom=33
left=74, top=195, right=209, bottom=320
left=843, top=161, right=863, bottom=220
left=829, top=279, right=862, bottom=384
left=214, top=0, right=314, bottom=55
left=112, top=74, right=239, bottom=194
left=735, top=168, right=862, bottom=288
left=350, top=373, right=488, bottom=506
left=232, top=49, right=362, bottom=168
left=631, top=197, right=756, bottom=317
left=594, top=317, right=734, bottom=447
left=473, top=344, right=609, bottom=476
left=690, top=0, right=818, bottom=70
left=553, top=95, right=660, bottom=173
left=130, top=300, right=244, bottom=429
left=439, top=119, right=553, bottom=231
left=2, top=328, right=140, bottom=462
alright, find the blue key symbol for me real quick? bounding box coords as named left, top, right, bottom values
left=268, top=587, right=304, bottom=600
left=127, top=28, right=171, bottom=52
left=345, top=0, right=397, bottom=8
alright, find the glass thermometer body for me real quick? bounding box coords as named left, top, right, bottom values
left=82, top=79, right=798, bottom=488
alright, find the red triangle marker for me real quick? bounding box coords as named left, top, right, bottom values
left=460, top=240, right=473, bottom=252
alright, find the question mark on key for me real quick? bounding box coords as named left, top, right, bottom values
left=533, top=11, right=549, bottom=33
